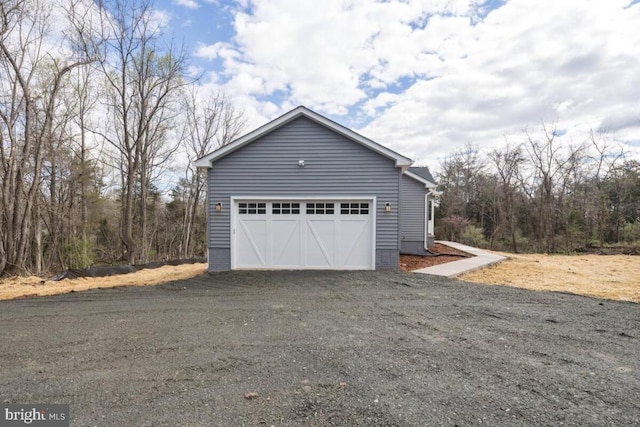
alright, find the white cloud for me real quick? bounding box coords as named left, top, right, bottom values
left=193, top=0, right=640, bottom=168
left=195, top=42, right=225, bottom=60
left=599, top=110, right=640, bottom=133
left=149, top=8, right=171, bottom=30
left=364, top=0, right=640, bottom=165
left=186, top=64, right=204, bottom=77
left=174, top=0, right=200, bottom=9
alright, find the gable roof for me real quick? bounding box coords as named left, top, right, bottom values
left=194, top=105, right=413, bottom=169
left=405, top=167, right=437, bottom=188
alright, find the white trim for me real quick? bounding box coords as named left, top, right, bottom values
left=230, top=196, right=377, bottom=270
left=230, top=197, right=236, bottom=270
left=424, top=192, right=436, bottom=250
left=371, top=196, right=377, bottom=269
left=195, top=106, right=412, bottom=169
left=405, top=170, right=437, bottom=189
left=231, top=195, right=376, bottom=201
left=424, top=193, right=429, bottom=251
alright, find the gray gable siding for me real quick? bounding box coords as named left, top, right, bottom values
left=207, top=116, right=401, bottom=270
left=400, top=173, right=427, bottom=255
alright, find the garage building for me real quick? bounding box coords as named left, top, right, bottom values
left=195, top=106, right=436, bottom=271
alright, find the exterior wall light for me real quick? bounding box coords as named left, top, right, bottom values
left=385, top=202, right=391, bottom=212
left=215, top=202, right=223, bottom=212
left=298, top=160, right=305, bottom=167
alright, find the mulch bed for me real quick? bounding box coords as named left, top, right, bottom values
left=400, top=242, right=472, bottom=272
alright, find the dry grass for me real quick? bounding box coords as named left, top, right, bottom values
left=459, top=252, right=640, bottom=303
left=0, top=263, right=207, bottom=301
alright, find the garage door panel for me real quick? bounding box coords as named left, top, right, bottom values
left=339, top=218, right=372, bottom=268
left=271, top=219, right=301, bottom=267
left=237, top=219, right=267, bottom=267
left=305, top=220, right=335, bottom=268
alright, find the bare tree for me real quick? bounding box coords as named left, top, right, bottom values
left=0, top=0, right=99, bottom=275
left=489, top=143, right=525, bottom=251
left=437, top=143, right=485, bottom=220
left=71, top=64, right=99, bottom=243
left=36, top=63, right=104, bottom=270
left=581, top=130, right=625, bottom=246
left=179, top=87, right=245, bottom=257
left=517, top=122, right=588, bottom=252
left=96, top=0, right=189, bottom=263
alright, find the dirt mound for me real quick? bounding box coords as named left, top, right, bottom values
left=575, top=245, right=640, bottom=255
left=51, top=258, right=207, bottom=280
left=0, top=263, right=206, bottom=301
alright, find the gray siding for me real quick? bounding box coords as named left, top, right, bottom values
left=376, top=249, right=399, bottom=269
left=208, top=248, right=230, bottom=271
left=207, top=116, right=401, bottom=270
left=399, top=174, right=427, bottom=255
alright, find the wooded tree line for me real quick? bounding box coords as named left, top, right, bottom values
left=0, top=0, right=244, bottom=276
left=3, top=1, right=638, bottom=276
left=436, top=125, right=640, bottom=253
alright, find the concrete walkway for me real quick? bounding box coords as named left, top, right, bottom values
left=413, top=241, right=507, bottom=277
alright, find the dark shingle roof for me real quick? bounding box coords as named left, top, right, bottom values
left=408, top=166, right=436, bottom=184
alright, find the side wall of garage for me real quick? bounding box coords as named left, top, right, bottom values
left=207, top=116, right=401, bottom=271
left=399, top=174, right=427, bottom=255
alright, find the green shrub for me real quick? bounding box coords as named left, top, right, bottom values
left=440, top=215, right=471, bottom=241
left=461, top=225, right=486, bottom=248
left=63, top=237, right=94, bottom=269
left=514, top=231, right=531, bottom=252
left=621, top=221, right=640, bottom=245
left=496, top=230, right=531, bottom=253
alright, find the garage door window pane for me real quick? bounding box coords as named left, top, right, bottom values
left=239, top=202, right=266, bottom=215
left=273, top=202, right=300, bottom=214
left=340, top=202, right=369, bottom=215
left=307, top=202, right=334, bottom=214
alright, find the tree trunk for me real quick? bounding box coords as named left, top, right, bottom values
left=122, top=160, right=137, bottom=264
left=139, top=165, right=148, bottom=263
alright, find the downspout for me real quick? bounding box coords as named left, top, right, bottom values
left=424, top=191, right=432, bottom=251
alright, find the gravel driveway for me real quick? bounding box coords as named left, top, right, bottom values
left=1, top=271, right=638, bottom=426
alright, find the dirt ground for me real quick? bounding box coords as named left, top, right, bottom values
left=0, top=244, right=638, bottom=303
left=1, top=271, right=638, bottom=426
left=460, top=252, right=640, bottom=303
left=0, top=242, right=466, bottom=301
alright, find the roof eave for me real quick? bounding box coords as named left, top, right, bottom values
left=194, top=157, right=212, bottom=168
left=405, top=170, right=437, bottom=188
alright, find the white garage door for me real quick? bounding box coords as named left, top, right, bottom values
left=232, top=199, right=375, bottom=270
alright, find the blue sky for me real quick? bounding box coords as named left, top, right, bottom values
left=155, top=0, right=640, bottom=167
